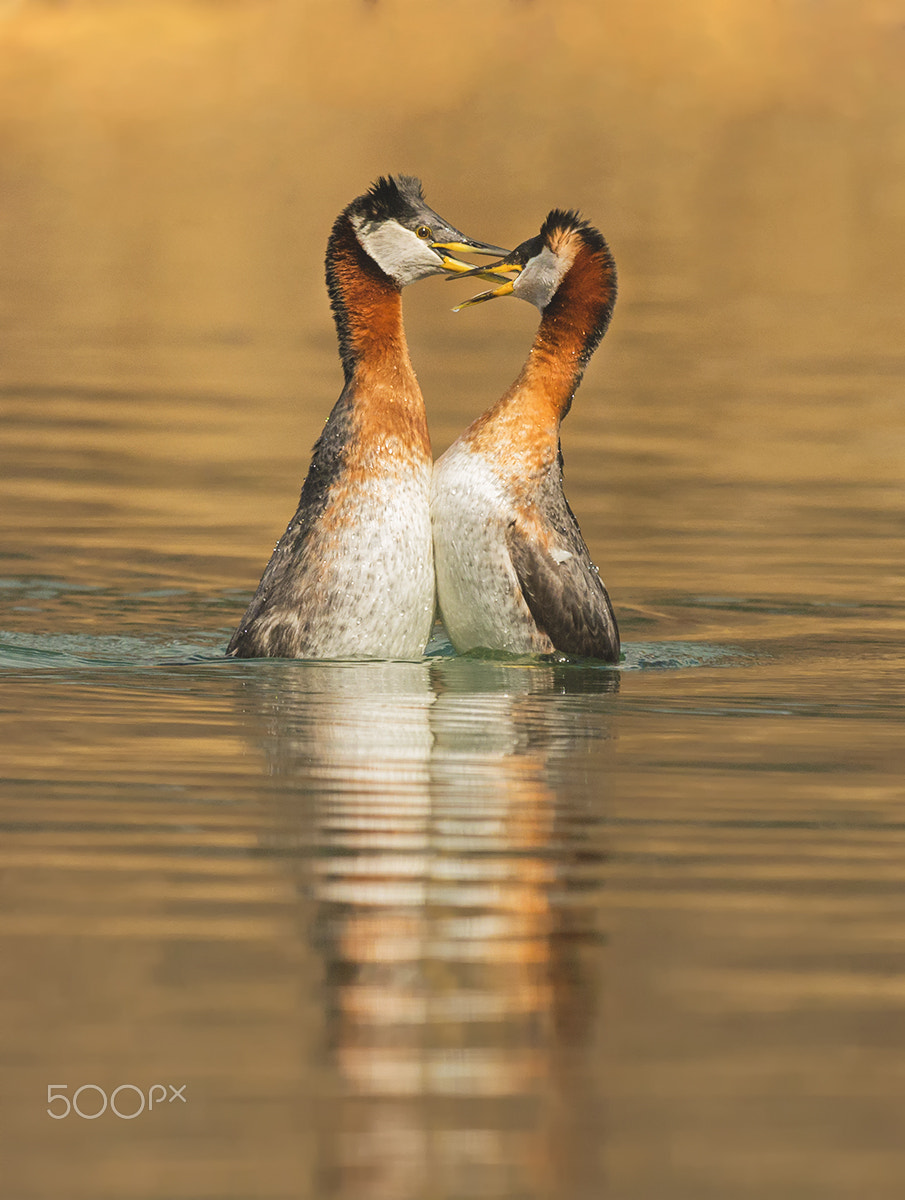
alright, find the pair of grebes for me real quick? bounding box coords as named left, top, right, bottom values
left=227, top=175, right=619, bottom=664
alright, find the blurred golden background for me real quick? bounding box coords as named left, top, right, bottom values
left=2, top=0, right=902, bottom=607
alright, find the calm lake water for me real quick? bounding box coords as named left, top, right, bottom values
left=1, top=3, right=904, bottom=1198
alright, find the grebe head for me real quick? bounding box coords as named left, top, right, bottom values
left=453, top=210, right=615, bottom=313
left=346, top=175, right=508, bottom=287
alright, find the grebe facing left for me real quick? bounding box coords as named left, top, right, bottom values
left=432, top=210, right=620, bottom=662
left=227, top=175, right=506, bottom=660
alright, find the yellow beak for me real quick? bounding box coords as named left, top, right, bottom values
left=452, top=278, right=516, bottom=311
left=434, top=253, right=483, bottom=274
left=430, top=238, right=510, bottom=275
left=431, top=239, right=510, bottom=257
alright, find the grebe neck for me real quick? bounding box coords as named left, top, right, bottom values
left=326, top=213, right=414, bottom=386
left=530, top=248, right=616, bottom=415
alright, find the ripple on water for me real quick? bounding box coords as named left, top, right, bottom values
left=0, top=631, right=227, bottom=671
left=0, top=626, right=747, bottom=675
left=0, top=575, right=753, bottom=676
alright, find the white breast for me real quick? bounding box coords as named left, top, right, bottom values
left=272, top=457, right=435, bottom=661
left=431, top=443, right=548, bottom=654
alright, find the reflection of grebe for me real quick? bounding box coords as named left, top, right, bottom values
left=431, top=211, right=620, bottom=662
left=227, top=176, right=506, bottom=660
left=235, top=656, right=616, bottom=1198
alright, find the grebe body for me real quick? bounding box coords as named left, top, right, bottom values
left=227, top=175, right=505, bottom=660
left=432, top=210, right=620, bottom=662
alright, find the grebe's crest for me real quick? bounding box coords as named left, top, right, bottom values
left=539, top=209, right=608, bottom=258
left=349, top=175, right=428, bottom=231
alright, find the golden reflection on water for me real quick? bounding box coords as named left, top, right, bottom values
left=245, top=659, right=617, bottom=1198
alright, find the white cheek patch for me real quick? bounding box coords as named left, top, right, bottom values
left=353, top=218, right=443, bottom=286
left=513, top=244, right=571, bottom=310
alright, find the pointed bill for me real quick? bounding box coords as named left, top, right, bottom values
left=430, top=236, right=511, bottom=275
left=452, top=278, right=516, bottom=311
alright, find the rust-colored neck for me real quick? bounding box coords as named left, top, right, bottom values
left=327, top=214, right=409, bottom=378
left=463, top=245, right=615, bottom=476
left=525, top=240, right=617, bottom=418
left=468, top=243, right=619, bottom=446
left=326, top=214, right=430, bottom=459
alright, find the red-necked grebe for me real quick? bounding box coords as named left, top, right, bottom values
left=431, top=209, right=620, bottom=662
left=227, top=175, right=507, bottom=659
